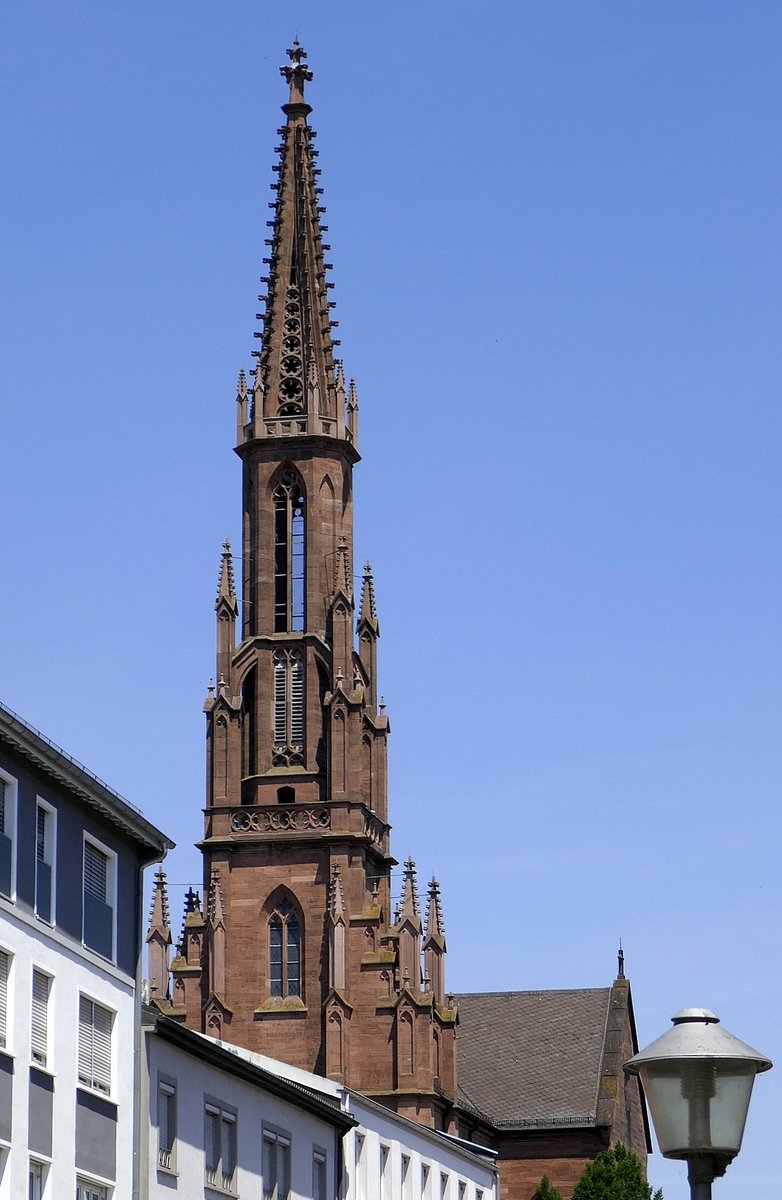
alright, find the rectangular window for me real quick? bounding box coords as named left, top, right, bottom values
left=402, top=1154, right=412, bottom=1200
left=205, top=1103, right=236, bottom=1192
left=0, top=774, right=16, bottom=899
left=0, top=950, right=9, bottom=1048
left=313, top=1149, right=327, bottom=1200
left=31, top=969, right=50, bottom=1067
left=421, top=1163, right=431, bottom=1200
left=158, top=1080, right=176, bottom=1170
left=35, top=803, right=55, bottom=923
left=76, top=1180, right=109, bottom=1200
left=441, top=1172, right=450, bottom=1200
left=29, top=1160, right=45, bottom=1200
left=83, top=838, right=114, bottom=960
left=379, top=1145, right=390, bottom=1200
left=78, top=996, right=112, bottom=1094
left=263, top=1129, right=291, bottom=1200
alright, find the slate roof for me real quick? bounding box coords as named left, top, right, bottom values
left=455, top=988, right=612, bottom=1128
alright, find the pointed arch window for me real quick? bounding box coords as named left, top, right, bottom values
left=274, top=472, right=305, bottom=632
left=268, top=898, right=301, bottom=999
left=272, top=648, right=304, bottom=766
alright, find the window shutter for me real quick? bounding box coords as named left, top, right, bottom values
left=273, top=655, right=287, bottom=746
left=84, top=842, right=107, bottom=901
left=263, top=1134, right=276, bottom=1200
left=78, top=996, right=111, bottom=1092
left=205, top=1106, right=220, bottom=1181
left=78, top=995, right=92, bottom=1084
left=0, top=781, right=6, bottom=834
left=0, top=951, right=8, bottom=1047
left=290, top=653, right=304, bottom=747
left=279, top=1137, right=291, bottom=1199
left=92, top=1003, right=111, bottom=1092
left=31, top=970, right=48, bottom=1065
left=221, top=1112, right=236, bottom=1185
left=36, top=807, right=46, bottom=861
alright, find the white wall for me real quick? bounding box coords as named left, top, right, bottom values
left=144, top=1031, right=343, bottom=1200
left=0, top=892, right=136, bottom=1200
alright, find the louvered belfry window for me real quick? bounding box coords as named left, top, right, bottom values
left=272, top=648, right=304, bottom=766
left=31, top=969, right=50, bottom=1066
left=78, top=995, right=112, bottom=1093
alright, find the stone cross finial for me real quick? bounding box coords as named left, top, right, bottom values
left=280, top=39, right=313, bottom=107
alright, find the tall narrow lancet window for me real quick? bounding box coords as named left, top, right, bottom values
left=273, top=471, right=305, bottom=632
left=272, top=649, right=304, bottom=766
left=268, top=898, right=301, bottom=998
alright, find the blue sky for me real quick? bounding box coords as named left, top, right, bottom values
left=2, top=4, right=780, bottom=1194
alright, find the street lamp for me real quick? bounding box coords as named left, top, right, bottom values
left=624, top=1008, right=772, bottom=1200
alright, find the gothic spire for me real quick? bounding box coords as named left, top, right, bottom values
left=248, top=41, right=343, bottom=442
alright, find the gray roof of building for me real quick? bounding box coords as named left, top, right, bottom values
left=455, top=988, right=612, bottom=1129
left=0, top=701, right=173, bottom=858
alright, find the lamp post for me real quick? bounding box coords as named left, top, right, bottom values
left=624, top=1008, right=772, bottom=1200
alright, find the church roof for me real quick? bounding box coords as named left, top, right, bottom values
left=455, top=988, right=614, bottom=1129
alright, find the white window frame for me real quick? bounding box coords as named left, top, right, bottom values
left=77, top=995, right=113, bottom=1095
left=402, top=1153, right=412, bottom=1200
left=34, top=800, right=56, bottom=924
left=379, top=1144, right=391, bottom=1200
left=31, top=968, right=51, bottom=1068
left=262, top=1126, right=291, bottom=1200
left=0, top=770, right=17, bottom=901
left=82, top=835, right=116, bottom=962
left=28, top=1158, right=48, bottom=1200
left=205, top=1101, right=237, bottom=1194
left=76, top=1177, right=112, bottom=1200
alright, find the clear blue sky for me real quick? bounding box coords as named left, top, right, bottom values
left=2, top=4, right=780, bottom=1195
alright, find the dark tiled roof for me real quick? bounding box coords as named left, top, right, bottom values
left=455, top=988, right=611, bottom=1128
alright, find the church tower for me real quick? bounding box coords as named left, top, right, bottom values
left=156, top=42, right=457, bottom=1127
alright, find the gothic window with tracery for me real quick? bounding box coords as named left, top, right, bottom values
left=268, top=898, right=301, bottom=999
left=272, top=648, right=304, bottom=766
left=273, top=472, right=305, bottom=632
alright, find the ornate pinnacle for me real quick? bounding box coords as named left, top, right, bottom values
left=400, top=857, right=420, bottom=918
left=280, top=39, right=313, bottom=109
left=208, top=868, right=225, bottom=926
left=425, top=877, right=445, bottom=940
left=216, top=539, right=237, bottom=603
left=328, top=863, right=345, bottom=919
left=359, top=562, right=377, bottom=624
left=147, top=868, right=171, bottom=934
left=333, top=534, right=352, bottom=596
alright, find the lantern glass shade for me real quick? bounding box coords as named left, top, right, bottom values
left=637, top=1059, right=758, bottom=1160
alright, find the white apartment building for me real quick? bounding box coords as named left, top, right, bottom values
left=0, top=702, right=172, bottom=1200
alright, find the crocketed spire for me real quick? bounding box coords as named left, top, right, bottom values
left=247, top=41, right=344, bottom=442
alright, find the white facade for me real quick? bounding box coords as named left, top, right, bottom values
left=0, top=901, right=136, bottom=1200
left=140, top=1014, right=354, bottom=1200
left=0, top=703, right=172, bottom=1200
left=203, top=1043, right=499, bottom=1200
